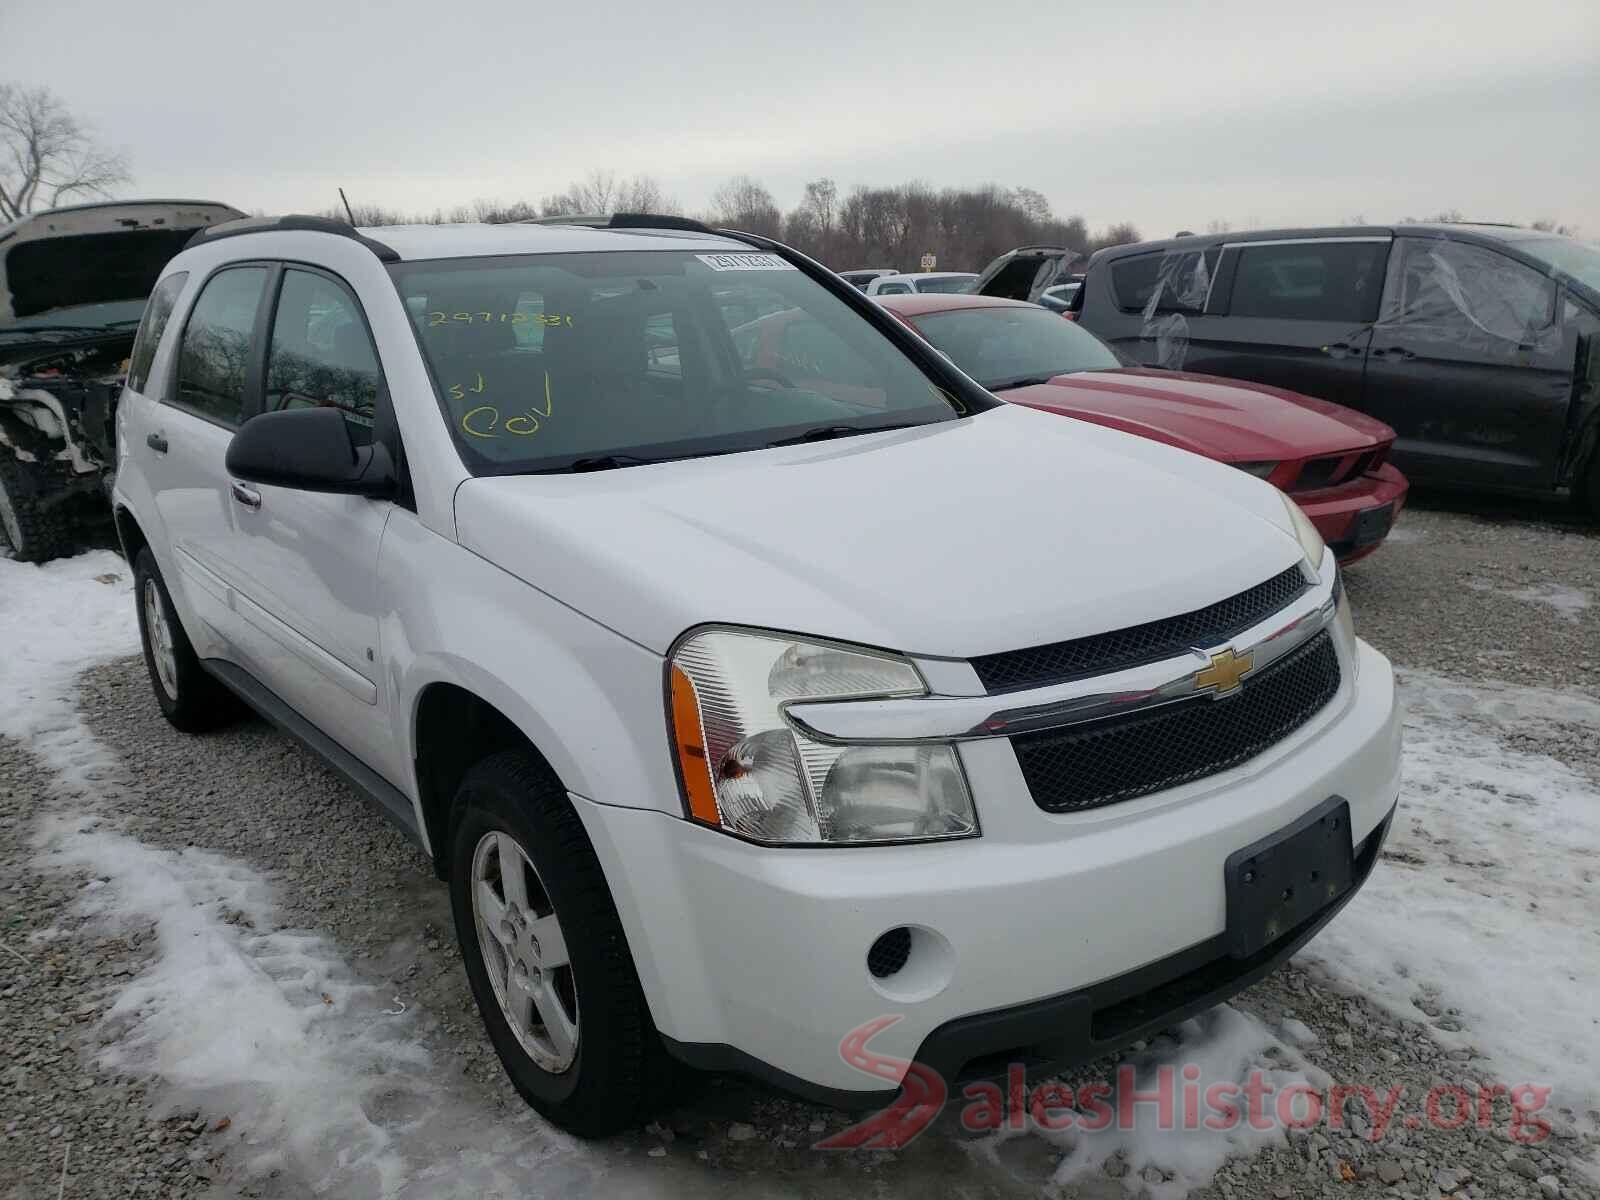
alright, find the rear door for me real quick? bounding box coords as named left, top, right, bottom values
left=1193, top=237, right=1388, bottom=407
left=222, top=264, right=400, bottom=776
left=138, top=264, right=272, bottom=656
left=1360, top=236, right=1572, bottom=490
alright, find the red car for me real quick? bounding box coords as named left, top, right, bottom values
left=880, top=293, right=1408, bottom=564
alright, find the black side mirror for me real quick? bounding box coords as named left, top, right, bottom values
left=225, top=407, right=397, bottom=498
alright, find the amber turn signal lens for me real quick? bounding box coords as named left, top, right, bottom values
left=670, top=665, right=721, bottom=825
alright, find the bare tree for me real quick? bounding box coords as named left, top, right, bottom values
left=0, top=84, right=130, bottom=221
left=539, top=170, right=677, bottom=218
left=1090, top=222, right=1141, bottom=251
left=709, top=175, right=782, bottom=237
left=1531, top=218, right=1579, bottom=237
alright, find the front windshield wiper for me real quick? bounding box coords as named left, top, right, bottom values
left=987, top=374, right=1062, bottom=392
left=567, top=453, right=663, bottom=472
left=765, top=422, right=922, bottom=448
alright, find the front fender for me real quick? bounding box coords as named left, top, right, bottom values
left=378, top=510, right=679, bottom=822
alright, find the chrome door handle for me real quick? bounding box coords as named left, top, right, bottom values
left=230, top=481, right=262, bottom=510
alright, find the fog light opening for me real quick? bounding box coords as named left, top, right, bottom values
left=865, top=924, right=956, bottom=1003
left=867, top=927, right=912, bottom=979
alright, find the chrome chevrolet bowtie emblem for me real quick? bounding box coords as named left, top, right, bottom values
left=1194, top=647, right=1254, bottom=696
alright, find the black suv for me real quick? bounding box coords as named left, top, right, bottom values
left=983, top=228, right=1600, bottom=510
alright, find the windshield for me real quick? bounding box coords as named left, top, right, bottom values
left=911, top=305, right=1121, bottom=388
left=389, top=250, right=963, bottom=473
left=914, top=275, right=977, bottom=294
left=1504, top=236, right=1600, bottom=295
left=2, top=299, right=148, bottom=336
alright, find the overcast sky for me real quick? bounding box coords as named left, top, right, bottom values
left=3, top=0, right=1597, bottom=239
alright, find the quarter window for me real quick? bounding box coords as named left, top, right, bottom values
left=1111, top=249, right=1219, bottom=315
left=127, top=273, right=187, bottom=394
left=1226, top=241, right=1387, bottom=322
left=173, top=267, right=269, bottom=428
left=265, top=269, right=381, bottom=445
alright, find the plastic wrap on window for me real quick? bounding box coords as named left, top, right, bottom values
left=1141, top=250, right=1210, bottom=369
left=1377, top=237, right=1562, bottom=355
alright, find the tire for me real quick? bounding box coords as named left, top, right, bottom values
left=132, top=547, right=243, bottom=732
left=449, top=750, right=673, bottom=1136
left=1584, top=452, right=1600, bottom=521
left=0, top=455, right=75, bottom=563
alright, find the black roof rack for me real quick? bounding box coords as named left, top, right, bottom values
left=184, top=214, right=400, bottom=262
left=526, top=212, right=721, bottom=235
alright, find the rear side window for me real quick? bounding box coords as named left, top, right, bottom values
left=1226, top=240, right=1387, bottom=322
left=173, top=267, right=269, bottom=428
left=126, top=273, right=188, bottom=393
left=264, top=268, right=381, bottom=446
left=1111, top=249, right=1218, bottom=315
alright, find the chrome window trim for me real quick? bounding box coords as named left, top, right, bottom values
left=1219, top=236, right=1392, bottom=250
left=785, top=556, right=1336, bottom=746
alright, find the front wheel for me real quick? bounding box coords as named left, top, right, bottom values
left=449, top=750, right=672, bottom=1136
left=0, top=456, right=74, bottom=563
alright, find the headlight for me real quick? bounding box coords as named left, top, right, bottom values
left=1280, top=492, right=1326, bottom=570
left=668, top=629, right=978, bottom=845
left=1333, top=569, right=1360, bottom=679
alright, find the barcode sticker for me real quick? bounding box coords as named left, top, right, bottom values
left=694, top=252, right=796, bottom=272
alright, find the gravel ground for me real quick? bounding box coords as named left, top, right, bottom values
left=2, top=494, right=1598, bottom=1199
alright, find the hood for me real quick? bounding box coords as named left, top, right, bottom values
left=1002, top=368, right=1393, bottom=462
left=0, top=200, right=244, bottom=325
left=454, top=404, right=1307, bottom=659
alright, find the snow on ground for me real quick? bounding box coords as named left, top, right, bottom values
left=972, top=1006, right=1327, bottom=1199
left=1468, top=580, right=1592, bottom=621
left=31, top=813, right=621, bottom=1198
left=0, top=551, right=139, bottom=788
left=1304, top=669, right=1600, bottom=1123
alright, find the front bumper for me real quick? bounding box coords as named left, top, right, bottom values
left=574, top=638, right=1401, bottom=1102
left=1296, top=464, right=1409, bottom=565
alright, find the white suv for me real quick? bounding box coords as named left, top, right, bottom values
left=112, top=214, right=1401, bottom=1135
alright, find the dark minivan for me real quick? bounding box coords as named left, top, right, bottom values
left=980, top=228, right=1600, bottom=511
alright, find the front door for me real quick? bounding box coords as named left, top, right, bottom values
left=222, top=265, right=402, bottom=780
left=1358, top=236, right=1574, bottom=491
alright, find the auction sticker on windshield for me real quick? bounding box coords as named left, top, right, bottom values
left=695, top=253, right=796, bottom=272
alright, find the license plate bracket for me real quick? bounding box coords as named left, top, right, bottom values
left=1224, top=796, right=1354, bottom=959
left=1351, top=502, right=1395, bottom=549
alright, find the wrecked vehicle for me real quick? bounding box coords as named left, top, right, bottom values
left=1064, top=226, right=1600, bottom=512
left=0, top=200, right=243, bottom=560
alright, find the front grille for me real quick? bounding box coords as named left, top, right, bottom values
left=1014, top=631, right=1341, bottom=814
left=971, top=565, right=1307, bottom=693
left=1291, top=454, right=1349, bottom=491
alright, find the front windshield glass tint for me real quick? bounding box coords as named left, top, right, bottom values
left=912, top=305, right=1120, bottom=387
left=914, top=275, right=976, bottom=294
left=389, top=250, right=960, bottom=473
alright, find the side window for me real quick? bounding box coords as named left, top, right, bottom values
left=173, top=266, right=269, bottom=428
left=877, top=282, right=911, bottom=295
left=1111, top=248, right=1219, bottom=315
left=1378, top=238, right=1557, bottom=349
left=127, top=272, right=188, bottom=393
left=1227, top=241, right=1387, bottom=322
left=264, top=269, right=381, bottom=445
